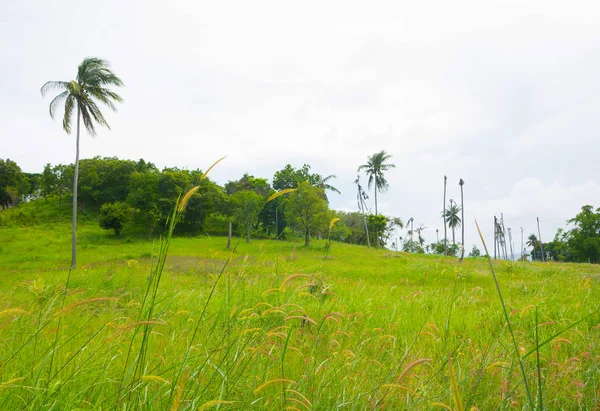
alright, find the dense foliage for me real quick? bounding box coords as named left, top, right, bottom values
left=4, top=156, right=600, bottom=262
left=1, top=157, right=400, bottom=248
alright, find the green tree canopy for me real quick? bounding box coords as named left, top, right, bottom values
left=231, top=190, right=264, bottom=242
left=285, top=182, right=329, bottom=246
left=99, top=201, right=132, bottom=236
left=566, top=205, right=600, bottom=263
left=0, top=159, right=30, bottom=209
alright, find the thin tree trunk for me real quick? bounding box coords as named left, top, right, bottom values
left=459, top=180, right=465, bottom=261
left=443, top=176, right=447, bottom=255
left=71, top=104, right=81, bottom=269
left=452, top=226, right=455, bottom=245
left=537, top=217, right=545, bottom=262
left=305, top=229, right=309, bottom=246
left=362, top=210, right=370, bottom=247
left=494, top=217, right=497, bottom=260
left=508, top=228, right=514, bottom=261
left=520, top=227, right=524, bottom=261
left=358, top=188, right=370, bottom=247
left=226, top=220, right=232, bottom=249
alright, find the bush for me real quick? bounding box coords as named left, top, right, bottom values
left=99, top=202, right=133, bottom=236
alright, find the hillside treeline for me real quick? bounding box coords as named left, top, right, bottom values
left=0, top=157, right=400, bottom=246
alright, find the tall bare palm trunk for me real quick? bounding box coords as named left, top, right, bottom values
left=459, top=179, right=465, bottom=262
left=537, top=217, right=545, bottom=262
left=443, top=176, right=447, bottom=255
left=226, top=220, right=232, bottom=249
left=374, top=184, right=378, bottom=248
left=71, top=104, right=80, bottom=269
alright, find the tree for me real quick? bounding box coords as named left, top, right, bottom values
left=41, top=57, right=124, bottom=268
left=443, top=200, right=461, bottom=245
left=40, top=163, right=57, bottom=201
left=273, top=164, right=314, bottom=190
left=99, top=202, right=132, bottom=236
left=357, top=151, right=395, bottom=216
left=468, top=245, right=481, bottom=257
left=527, top=234, right=541, bottom=260
left=357, top=150, right=395, bottom=247
left=127, top=171, right=160, bottom=239
left=0, top=159, right=30, bottom=209
left=225, top=173, right=270, bottom=197
left=312, top=174, right=341, bottom=202
left=52, top=164, right=73, bottom=208
left=565, top=205, right=600, bottom=263
left=285, top=182, right=328, bottom=246
left=231, top=190, right=264, bottom=242
left=272, top=164, right=339, bottom=200
left=226, top=173, right=271, bottom=244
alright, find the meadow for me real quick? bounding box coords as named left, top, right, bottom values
left=1, top=202, right=599, bottom=410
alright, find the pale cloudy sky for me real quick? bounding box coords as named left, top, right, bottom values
left=2, top=0, right=600, bottom=254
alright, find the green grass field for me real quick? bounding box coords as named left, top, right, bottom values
left=1, top=201, right=600, bottom=409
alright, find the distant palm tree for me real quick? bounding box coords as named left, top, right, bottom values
left=358, top=151, right=395, bottom=246
left=443, top=200, right=462, bottom=245
left=357, top=151, right=395, bottom=216
left=41, top=57, right=123, bottom=268
left=314, top=174, right=341, bottom=201
left=527, top=234, right=539, bottom=260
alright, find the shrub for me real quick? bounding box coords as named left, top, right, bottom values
left=99, top=201, right=133, bottom=236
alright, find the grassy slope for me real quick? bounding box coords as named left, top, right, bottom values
left=1, top=201, right=600, bottom=409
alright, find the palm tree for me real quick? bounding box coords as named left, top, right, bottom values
left=527, top=234, right=539, bottom=260
left=459, top=178, right=465, bottom=262
left=358, top=151, right=395, bottom=246
left=314, top=174, right=341, bottom=202
left=41, top=57, right=123, bottom=268
left=443, top=199, right=462, bottom=245
left=357, top=151, right=395, bottom=215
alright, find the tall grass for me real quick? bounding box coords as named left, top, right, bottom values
left=0, top=200, right=599, bottom=408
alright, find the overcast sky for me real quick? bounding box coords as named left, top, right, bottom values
left=2, top=0, right=600, bottom=255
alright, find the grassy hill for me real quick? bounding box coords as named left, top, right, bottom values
left=1, top=201, right=600, bottom=409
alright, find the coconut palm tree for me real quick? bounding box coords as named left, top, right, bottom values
left=358, top=151, right=395, bottom=246
left=443, top=200, right=462, bottom=245
left=357, top=151, right=395, bottom=215
left=527, top=234, right=539, bottom=260
left=41, top=57, right=123, bottom=268
left=314, top=174, right=341, bottom=202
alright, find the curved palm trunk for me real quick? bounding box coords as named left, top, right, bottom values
left=71, top=104, right=80, bottom=269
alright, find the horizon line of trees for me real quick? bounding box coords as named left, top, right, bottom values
left=0, top=156, right=404, bottom=248
left=3, top=155, right=600, bottom=263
